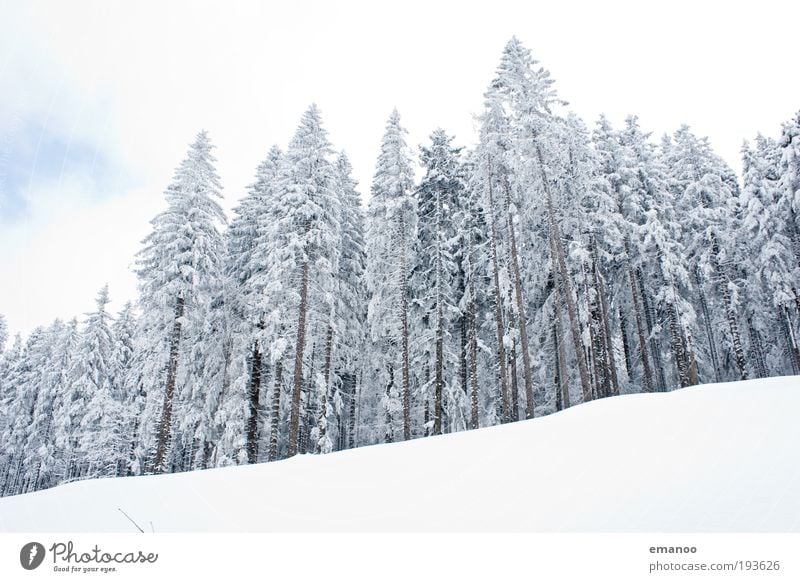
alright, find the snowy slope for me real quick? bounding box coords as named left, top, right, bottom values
left=1, top=376, right=798, bottom=532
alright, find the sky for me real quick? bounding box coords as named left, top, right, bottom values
left=1, top=0, right=798, bottom=338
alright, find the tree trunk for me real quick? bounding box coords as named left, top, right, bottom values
left=468, top=293, right=479, bottom=430
left=781, top=305, right=800, bottom=374
left=710, top=234, right=748, bottom=380
left=747, top=322, right=767, bottom=379
left=346, top=373, right=358, bottom=449
left=554, top=272, right=571, bottom=409
left=268, top=360, right=283, bottom=461
left=385, top=364, right=395, bottom=443
left=592, top=244, right=619, bottom=396
left=624, top=243, right=653, bottom=393
left=638, top=268, right=665, bottom=391
left=316, top=325, right=334, bottom=453
left=287, top=261, right=310, bottom=458
left=619, top=307, right=632, bottom=382
left=400, top=218, right=412, bottom=441
left=505, top=193, right=535, bottom=419
left=553, top=324, right=562, bottom=411
left=695, top=266, right=721, bottom=383
left=508, top=337, right=520, bottom=422
left=666, top=301, right=690, bottom=388
left=460, top=314, right=468, bottom=396
left=583, top=261, right=602, bottom=399
left=538, top=146, right=591, bottom=402
left=153, top=295, right=185, bottom=474
left=433, top=299, right=444, bottom=436
left=486, top=177, right=511, bottom=422
left=246, top=343, right=262, bottom=464
left=546, top=195, right=592, bottom=402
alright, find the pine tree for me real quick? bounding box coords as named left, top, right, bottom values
left=2, top=328, right=49, bottom=494
left=472, top=101, right=512, bottom=423
left=327, top=152, right=367, bottom=451
left=665, top=126, right=747, bottom=382
left=0, top=333, right=23, bottom=493
left=225, top=147, right=284, bottom=465
left=110, top=302, right=140, bottom=475
left=72, top=286, right=124, bottom=479
left=270, top=105, right=341, bottom=458
left=135, top=130, right=227, bottom=474
left=366, top=109, right=417, bottom=442
left=413, top=129, right=466, bottom=434
left=773, top=112, right=800, bottom=370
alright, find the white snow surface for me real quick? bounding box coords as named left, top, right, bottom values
left=1, top=376, right=798, bottom=532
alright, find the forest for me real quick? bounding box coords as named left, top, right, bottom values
left=1, top=37, right=799, bottom=497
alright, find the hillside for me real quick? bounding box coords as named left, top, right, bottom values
left=1, top=376, right=798, bottom=532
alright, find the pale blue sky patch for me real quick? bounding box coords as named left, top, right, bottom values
left=0, top=120, right=125, bottom=224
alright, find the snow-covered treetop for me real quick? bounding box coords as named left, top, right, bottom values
left=136, top=130, right=227, bottom=314
left=371, top=108, right=416, bottom=206
left=486, top=36, right=566, bottom=123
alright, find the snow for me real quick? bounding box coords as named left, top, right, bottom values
left=1, top=376, right=798, bottom=532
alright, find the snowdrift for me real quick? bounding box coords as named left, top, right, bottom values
left=1, top=376, right=798, bottom=532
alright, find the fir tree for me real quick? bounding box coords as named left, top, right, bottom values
left=365, top=109, right=417, bottom=442
left=135, top=130, right=227, bottom=474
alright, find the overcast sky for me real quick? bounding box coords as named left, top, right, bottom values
left=1, top=0, right=798, bottom=338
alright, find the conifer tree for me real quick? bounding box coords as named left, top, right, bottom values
left=271, top=105, right=341, bottom=458
left=135, top=130, right=227, bottom=473
left=366, top=109, right=417, bottom=442
left=413, top=129, right=466, bottom=434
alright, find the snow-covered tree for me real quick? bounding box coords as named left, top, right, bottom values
left=365, top=109, right=417, bottom=442
left=412, top=129, right=466, bottom=434
left=135, top=130, right=227, bottom=473
left=266, top=105, right=341, bottom=458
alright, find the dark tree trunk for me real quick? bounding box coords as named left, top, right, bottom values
left=619, top=307, right=632, bottom=382
left=486, top=177, right=510, bottom=422
left=554, top=273, right=571, bottom=409
left=592, top=246, right=619, bottom=396
left=539, top=146, right=591, bottom=402
left=153, top=295, right=185, bottom=474
left=746, top=322, right=766, bottom=379
left=505, top=194, right=535, bottom=419
left=468, top=294, right=479, bottom=430
left=316, top=325, right=334, bottom=453
left=781, top=306, right=800, bottom=374
left=638, top=268, right=665, bottom=391
left=385, top=364, right=395, bottom=443
left=508, top=336, right=520, bottom=422
left=553, top=323, right=562, bottom=412
left=400, top=217, right=412, bottom=441
left=710, top=234, right=748, bottom=380
left=347, top=373, right=358, bottom=449
left=460, top=314, right=468, bottom=396
left=287, top=261, right=310, bottom=458
left=268, top=360, right=283, bottom=461
left=624, top=243, right=653, bottom=393
left=246, top=343, right=263, bottom=464
left=695, top=265, right=721, bottom=383
left=433, top=300, right=444, bottom=436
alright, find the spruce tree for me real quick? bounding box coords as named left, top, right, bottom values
left=135, top=130, right=227, bottom=474
left=365, top=109, right=417, bottom=442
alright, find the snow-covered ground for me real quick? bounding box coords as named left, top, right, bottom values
left=1, top=376, right=798, bottom=532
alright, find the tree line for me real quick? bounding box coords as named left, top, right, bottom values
left=1, top=37, right=799, bottom=496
